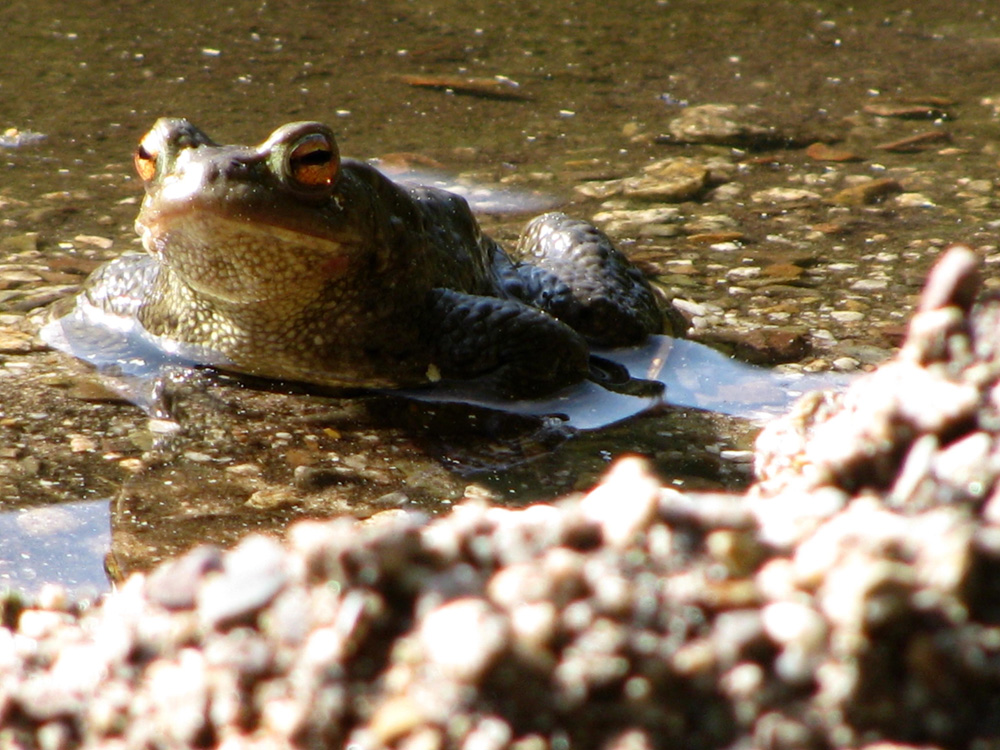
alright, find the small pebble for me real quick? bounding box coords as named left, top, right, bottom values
left=197, top=535, right=289, bottom=627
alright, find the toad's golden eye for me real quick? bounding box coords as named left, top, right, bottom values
left=287, top=133, right=338, bottom=188
left=134, top=141, right=158, bottom=182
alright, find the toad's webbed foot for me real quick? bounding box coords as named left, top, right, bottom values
left=499, top=212, right=662, bottom=346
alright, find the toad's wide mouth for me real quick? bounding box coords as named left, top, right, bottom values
left=137, top=192, right=353, bottom=250
left=136, top=209, right=350, bottom=305
left=137, top=207, right=346, bottom=253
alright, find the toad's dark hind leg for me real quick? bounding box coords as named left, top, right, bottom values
left=500, top=212, right=662, bottom=346
left=426, top=288, right=589, bottom=398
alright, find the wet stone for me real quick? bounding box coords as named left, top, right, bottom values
left=657, top=103, right=834, bottom=149
left=245, top=486, right=299, bottom=510
left=962, top=179, right=992, bottom=194
left=876, top=130, right=951, bottom=152
left=624, top=157, right=709, bottom=201
left=831, top=356, right=860, bottom=372
left=805, top=142, right=863, bottom=162
left=830, top=177, right=903, bottom=206
left=71, top=235, right=114, bottom=251
left=687, top=231, right=745, bottom=245
left=694, top=327, right=812, bottom=365
left=0, top=269, right=43, bottom=287
left=592, top=207, right=682, bottom=236
left=761, top=263, right=804, bottom=282
left=830, top=311, right=865, bottom=324
left=8, top=287, right=79, bottom=312
left=576, top=157, right=709, bottom=202
left=895, top=192, right=936, bottom=208
left=849, top=278, right=888, bottom=292
left=682, top=214, right=739, bottom=234
left=0, top=329, right=35, bottom=354
left=751, top=187, right=820, bottom=204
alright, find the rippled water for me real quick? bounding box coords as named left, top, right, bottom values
left=2, top=0, right=999, bottom=593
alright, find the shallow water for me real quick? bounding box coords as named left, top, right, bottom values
left=0, top=500, right=110, bottom=596
left=2, top=0, right=1000, bottom=593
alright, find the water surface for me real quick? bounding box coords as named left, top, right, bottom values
left=2, top=0, right=999, bottom=591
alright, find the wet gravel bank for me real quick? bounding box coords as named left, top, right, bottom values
left=4, top=247, right=1000, bottom=749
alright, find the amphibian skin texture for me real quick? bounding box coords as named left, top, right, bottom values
left=79, top=119, right=662, bottom=397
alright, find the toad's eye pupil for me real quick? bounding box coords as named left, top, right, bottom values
left=288, top=135, right=338, bottom=188
left=294, top=148, right=332, bottom=166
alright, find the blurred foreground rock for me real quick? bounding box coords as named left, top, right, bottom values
left=3, top=246, right=1000, bottom=749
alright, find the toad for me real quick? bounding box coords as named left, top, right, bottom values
left=70, top=119, right=662, bottom=397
